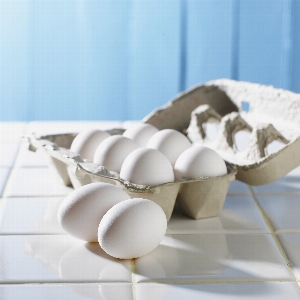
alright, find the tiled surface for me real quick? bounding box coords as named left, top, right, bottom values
left=15, top=143, right=48, bottom=168
left=0, top=122, right=26, bottom=142
left=0, top=122, right=300, bottom=299
left=134, top=234, right=292, bottom=282
left=136, top=282, right=300, bottom=300
left=0, top=284, right=133, bottom=300
left=0, top=197, right=65, bottom=234
left=257, top=195, right=300, bottom=233
left=0, top=167, right=10, bottom=196
left=0, top=143, right=20, bottom=167
left=227, top=180, right=251, bottom=195
left=0, top=235, right=132, bottom=282
left=5, top=168, right=73, bottom=197
left=26, top=121, right=123, bottom=136
left=277, top=234, right=300, bottom=280
left=167, top=196, right=269, bottom=234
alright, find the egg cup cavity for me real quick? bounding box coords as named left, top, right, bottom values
left=25, top=132, right=236, bottom=221
left=144, top=79, right=300, bottom=185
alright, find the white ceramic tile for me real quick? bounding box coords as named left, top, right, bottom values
left=0, top=284, right=133, bottom=300
left=134, top=234, right=292, bottom=283
left=0, top=122, right=26, bottom=143
left=5, top=168, right=73, bottom=197
left=26, top=121, right=123, bottom=136
left=0, top=167, right=10, bottom=196
left=0, top=235, right=132, bottom=283
left=277, top=234, right=300, bottom=280
left=227, top=180, right=251, bottom=195
left=257, top=195, right=300, bottom=233
left=0, top=197, right=65, bottom=234
left=0, top=143, right=20, bottom=167
left=136, top=282, right=300, bottom=300
left=15, top=143, right=48, bottom=168
left=167, top=196, right=269, bottom=234
left=252, top=166, right=300, bottom=194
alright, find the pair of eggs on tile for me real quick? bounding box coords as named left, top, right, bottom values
left=70, top=123, right=227, bottom=186
left=57, top=182, right=167, bottom=259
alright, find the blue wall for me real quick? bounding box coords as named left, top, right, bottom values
left=1, top=0, right=299, bottom=121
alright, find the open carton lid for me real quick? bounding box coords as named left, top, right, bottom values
left=143, top=79, right=300, bottom=185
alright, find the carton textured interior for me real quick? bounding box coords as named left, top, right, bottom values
left=144, top=79, right=300, bottom=185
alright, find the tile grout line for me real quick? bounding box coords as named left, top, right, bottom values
left=248, top=185, right=300, bottom=289
left=254, top=192, right=300, bottom=197
left=1, top=138, right=26, bottom=198
left=130, top=259, right=137, bottom=300
left=135, top=279, right=297, bottom=285
left=0, top=121, right=30, bottom=226
left=0, top=122, right=30, bottom=199
left=0, top=233, right=67, bottom=236
left=0, top=281, right=132, bottom=285
left=0, top=140, right=24, bottom=218
left=0, top=279, right=296, bottom=286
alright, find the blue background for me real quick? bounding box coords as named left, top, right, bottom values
left=1, top=0, right=299, bottom=121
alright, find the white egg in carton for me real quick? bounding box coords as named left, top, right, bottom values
left=26, top=126, right=236, bottom=221
left=143, top=79, right=300, bottom=186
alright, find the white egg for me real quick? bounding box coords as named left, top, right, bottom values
left=57, top=182, right=130, bottom=242
left=98, top=198, right=167, bottom=259
left=174, top=145, right=227, bottom=180
left=93, top=135, right=138, bottom=173
left=70, top=129, right=110, bottom=161
left=120, top=148, right=174, bottom=186
left=123, top=123, right=159, bottom=147
left=147, top=129, right=191, bottom=167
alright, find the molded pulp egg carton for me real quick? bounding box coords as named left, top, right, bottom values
left=26, top=129, right=236, bottom=221
left=28, top=78, right=300, bottom=221
left=143, top=79, right=300, bottom=186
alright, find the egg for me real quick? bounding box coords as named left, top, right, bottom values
left=120, top=148, right=174, bottom=186
left=70, top=129, right=110, bottom=161
left=93, top=135, right=138, bottom=173
left=123, top=123, right=159, bottom=147
left=147, top=129, right=191, bottom=167
left=174, top=145, right=227, bottom=180
left=57, top=182, right=130, bottom=242
left=98, top=198, right=167, bottom=259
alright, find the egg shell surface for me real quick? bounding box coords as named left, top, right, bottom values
left=123, top=123, right=159, bottom=147
left=174, top=145, right=227, bottom=180
left=70, top=129, right=110, bottom=161
left=93, top=135, right=138, bottom=173
left=147, top=129, right=191, bottom=167
left=120, top=147, right=174, bottom=186
left=98, top=198, right=167, bottom=259
left=57, top=182, right=130, bottom=242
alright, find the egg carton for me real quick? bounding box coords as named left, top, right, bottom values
left=143, top=79, right=300, bottom=186
left=26, top=130, right=236, bottom=221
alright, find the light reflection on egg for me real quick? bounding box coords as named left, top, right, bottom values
left=93, top=135, right=138, bottom=173
left=174, top=145, right=227, bottom=180
left=70, top=129, right=110, bottom=161
left=123, top=123, right=159, bottom=147
left=120, top=148, right=174, bottom=186
left=147, top=129, right=191, bottom=167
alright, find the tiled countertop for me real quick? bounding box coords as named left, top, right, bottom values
left=1, top=121, right=300, bottom=299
